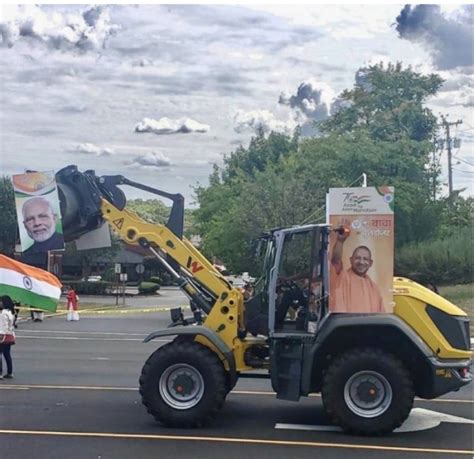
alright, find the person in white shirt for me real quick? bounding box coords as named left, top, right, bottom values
left=0, top=296, right=16, bottom=379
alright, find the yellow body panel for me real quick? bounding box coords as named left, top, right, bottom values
left=393, top=277, right=471, bottom=360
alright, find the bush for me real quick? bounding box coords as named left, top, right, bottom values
left=101, top=267, right=116, bottom=282
left=395, top=229, right=473, bottom=285
left=146, top=276, right=162, bottom=285
left=138, top=282, right=160, bottom=295
left=67, top=280, right=112, bottom=295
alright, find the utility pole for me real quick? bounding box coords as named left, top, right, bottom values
left=440, top=116, right=462, bottom=200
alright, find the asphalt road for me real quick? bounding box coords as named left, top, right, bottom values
left=1, top=303, right=473, bottom=459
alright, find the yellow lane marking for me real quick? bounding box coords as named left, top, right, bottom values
left=0, top=429, right=471, bottom=455
left=0, top=384, right=472, bottom=404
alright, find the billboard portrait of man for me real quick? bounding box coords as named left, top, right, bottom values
left=21, top=197, right=64, bottom=254
left=330, top=227, right=383, bottom=313
left=12, top=171, right=65, bottom=254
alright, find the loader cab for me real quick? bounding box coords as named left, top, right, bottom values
left=269, top=225, right=330, bottom=335
left=244, top=224, right=330, bottom=337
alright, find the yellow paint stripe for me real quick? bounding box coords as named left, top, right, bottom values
left=0, top=384, right=472, bottom=404
left=0, top=429, right=471, bottom=455
left=18, top=305, right=189, bottom=316
left=21, top=306, right=190, bottom=318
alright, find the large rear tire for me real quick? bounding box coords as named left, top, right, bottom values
left=321, top=348, right=414, bottom=435
left=139, top=341, right=227, bottom=427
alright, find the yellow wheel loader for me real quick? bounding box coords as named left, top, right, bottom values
left=56, top=165, right=472, bottom=435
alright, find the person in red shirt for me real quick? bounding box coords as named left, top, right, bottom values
left=66, top=286, right=80, bottom=321
left=330, top=228, right=384, bottom=313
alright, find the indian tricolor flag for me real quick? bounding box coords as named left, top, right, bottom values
left=0, top=254, right=62, bottom=312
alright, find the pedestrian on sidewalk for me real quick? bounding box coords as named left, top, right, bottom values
left=31, top=308, right=44, bottom=322
left=0, top=296, right=16, bottom=380
left=66, top=286, right=80, bottom=321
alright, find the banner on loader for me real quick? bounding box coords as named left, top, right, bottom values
left=327, top=187, right=394, bottom=313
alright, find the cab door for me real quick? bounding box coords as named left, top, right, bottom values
left=269, top=227, right=327, bottom=400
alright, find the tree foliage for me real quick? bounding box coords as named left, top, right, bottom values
left=127, top=198, right=196, bottom=237
left=0, top=177, right=18, bottom=255
left=321, top=62, right=443, bottom=142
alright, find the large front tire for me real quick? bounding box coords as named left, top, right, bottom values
left=321, top=348, right=414, bottom=435
left=139, top=341, right=227, bottom=427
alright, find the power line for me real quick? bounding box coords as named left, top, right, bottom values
left=453, top=155, right=474, bottom=167
left=452, top=167, right=474, bottom=174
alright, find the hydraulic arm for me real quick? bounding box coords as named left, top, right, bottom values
left=56, top=165, right=246, bottom=354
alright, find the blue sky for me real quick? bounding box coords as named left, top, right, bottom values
left=0, top=4, right=472, bottom=205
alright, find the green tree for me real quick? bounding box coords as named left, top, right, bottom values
left=0, top=177, right=18, bottom=255
left=195, top=63, right=447, bottom=271
left=194, top=131, right=299, bottom=271
left=127, top=199, right=169, bottom=224
left=437, top=194, right=474, bottom=238
left=316, top=63, right=444, bottom=245
left=127, top=198, right=196, bottom=237
left=321, top=62, right=443, bottom=143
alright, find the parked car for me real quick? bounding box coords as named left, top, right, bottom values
left=84, top=275, right=102, bottom=282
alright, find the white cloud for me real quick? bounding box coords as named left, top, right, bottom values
left=135, top=117, right=211, bottom=135
left=0, top=5, right=120, bottom=51
left=432, top=89, right=474, bottom=108
left=127, top=151, right=173, bottom=169
left=431, top=72, right=474, bottom=108
left=71, top=142, right=114, bottom=156
left=233, top=109, right=299, bottom=135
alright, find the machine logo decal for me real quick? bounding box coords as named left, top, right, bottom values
left=187, top=257, right=204, bottom=273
